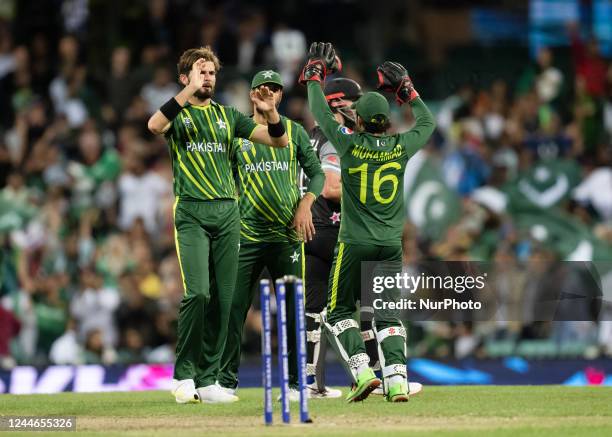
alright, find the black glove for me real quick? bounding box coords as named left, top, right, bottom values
left=376, top=61, right=419, bottom=105
left=299, top=42, right=342, bottom=85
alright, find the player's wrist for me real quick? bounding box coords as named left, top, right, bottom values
left=263, top=109, right=280, bottom=124
left=160, top=97, right=183, bottom=121
left=267, top=118, right=285, bottom=138
left=300, top=192, right=317, bottom=207
left=304, top=192, right=317, bottom=202
left=396, top=78, right=418, bottom=105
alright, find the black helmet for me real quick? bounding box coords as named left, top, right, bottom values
left=324, top=78, right=363, bottom=102
left=324, top=78, right=362, bottom=128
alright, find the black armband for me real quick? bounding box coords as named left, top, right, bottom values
left=267, top=119, right=286, bottom=138
left=160, top=98, right=182, bottom=121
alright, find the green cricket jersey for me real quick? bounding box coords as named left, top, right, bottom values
left=165, top=101, right=258, bottom=200
left=233, top=116, right=324, bottom=242
left=307, top=82, right=435, bottom=245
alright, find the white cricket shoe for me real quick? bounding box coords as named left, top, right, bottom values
left=277, top=387, right=304, bottom=403
left=308, top=384, right=343, bottom=399
left=371, top=381, right=423, bottom=397
left=197, top=383, right=239, bottom=403
left=171, top=379, right=200, bottom=404
left=215, top=383, right=237, bottom=396
left=408, top=382, right=423, bottom=396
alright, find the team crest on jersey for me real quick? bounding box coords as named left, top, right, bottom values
left=339, top=126, right=353, bottom=135
left=216, top=119, right=227, bottom=130
left=240, top=139, right=254, bottom=152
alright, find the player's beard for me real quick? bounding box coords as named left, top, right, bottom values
left=194, top=85, right=214, bottom=100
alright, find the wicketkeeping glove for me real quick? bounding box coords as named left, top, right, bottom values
left=299, top=42, right=342, bottom=85
left=376, top=61, right=419, bottom=105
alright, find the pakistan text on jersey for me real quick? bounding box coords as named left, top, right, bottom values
left=244, top=161, right=290, bottom=173
left=186, top=142, right=227, bottom=153
left=351, top=144, right=404, bottom=161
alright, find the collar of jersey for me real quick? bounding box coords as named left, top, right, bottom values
left=187, top=100, right=220, bottom=110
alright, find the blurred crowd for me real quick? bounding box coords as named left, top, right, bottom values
left=398, top=25, right=612, bottom=360
left=0, top=1, right=611, bottom=369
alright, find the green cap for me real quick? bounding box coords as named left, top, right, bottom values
left=353, top=92, right=390, bottom=122
left=251, top=70, right=283, bottom=89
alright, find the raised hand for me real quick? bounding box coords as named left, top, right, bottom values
left=376, top=61, right=419, bottom=105
left=187, top=58, right=206, bottom=93
left=251, top=85, right=278, bottom=119
left=299, top=42, right=342, bottom=85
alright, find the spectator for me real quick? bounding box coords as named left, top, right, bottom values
left=573, top=166, right=612, bottom=222
left=70, top=269, right=120, bottom=347
left=517, top=47, right=564, bottom=105
left=236, top=9, right=270, bottom=73
left=106, top=46, right=134, bottom=122
left=32, top=274, right=69, bottom=359
left=68, top=126, right=121, bottom=212
left=0, top=306, right=20, bottom=369
left=117, top=328, right=146, bottom=364
left=271, top=23, right=306, bottom=91
left=140, top=65, right=179, bottom=115
left=83, top=328, right=116, bottom=364
left=569, top=23, right=608, bottom=98
left=49, top=318, right=82, bottom=364
left=117, top=154, right=171, bottom=235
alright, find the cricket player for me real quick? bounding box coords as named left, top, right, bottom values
left=299, top=42, right=435, bottom=402
left=303, top=78, right=362, bottom=398
left=217, top=70, right=325, bottom=401
left=147, top=47, right=289, bottom=404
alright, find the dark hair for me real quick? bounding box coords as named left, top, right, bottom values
left=362, top=115, right=390, bottom=134
left=177, top=46, right=221, bottom=77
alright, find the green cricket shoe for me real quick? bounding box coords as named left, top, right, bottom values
left=385, top=380, right=409, bottom=402
left=346, top=368, right=381, bottom=403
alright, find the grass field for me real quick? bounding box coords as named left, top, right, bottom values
left=2, top=386, right=612, bottom=436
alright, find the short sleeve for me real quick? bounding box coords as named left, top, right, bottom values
left=230, top=107, right=258, bottom=140
left=319, top=141, right=341, bottom=174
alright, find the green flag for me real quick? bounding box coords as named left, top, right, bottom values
left=404, top=152, right=461, bottom=241
left=512, top=205, right=612, bottom=262
left=504, top=159, right=581, bottom=212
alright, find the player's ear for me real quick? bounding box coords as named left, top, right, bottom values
left=179, top=74, right=189, bottom=87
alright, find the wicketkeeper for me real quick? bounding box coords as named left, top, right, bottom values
left=300, top=42, right=435, bottom=402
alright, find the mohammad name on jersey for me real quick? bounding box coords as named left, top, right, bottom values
left=307, top=82, right=435, bottom=245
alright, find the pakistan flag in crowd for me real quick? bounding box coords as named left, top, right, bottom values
left=504, top=159, right=581, bottom=211
left=404, top=155, right=611, bottom=262
left=504, top=158, right=611, bottom=262
left=403, top=151, right=461, bottom=241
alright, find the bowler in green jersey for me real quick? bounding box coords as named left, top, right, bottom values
left=147, top=47, right=289, bottom=404
left=300, top=43, right=435, bottom=402
left=217, top=70, right=324, bottom=399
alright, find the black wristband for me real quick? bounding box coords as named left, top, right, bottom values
left=160, top=98, right=182, bottom=121
left=267, top=119, right=285, bottom=138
